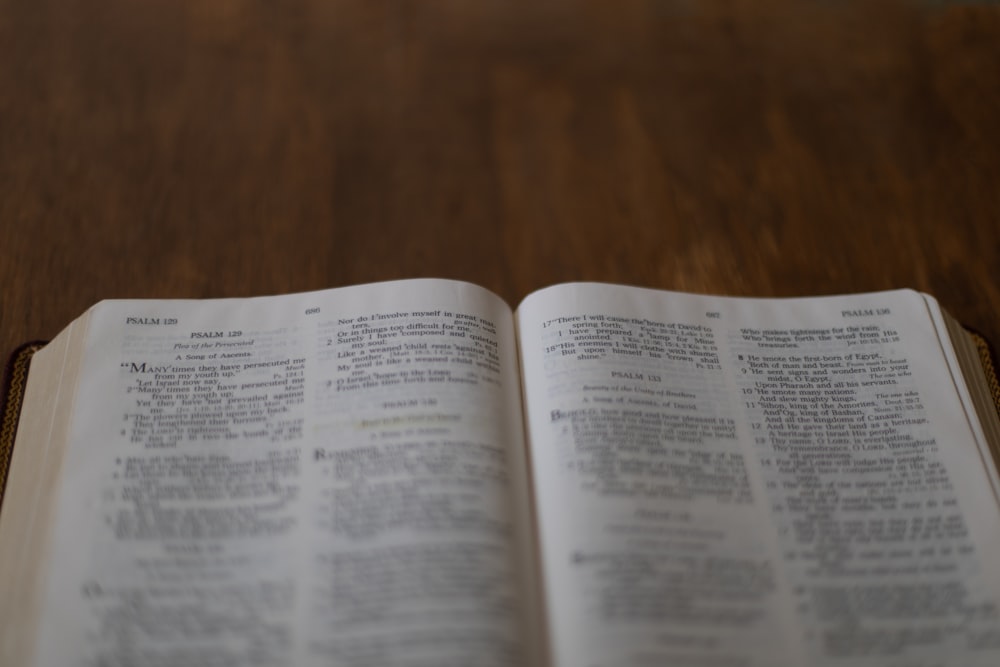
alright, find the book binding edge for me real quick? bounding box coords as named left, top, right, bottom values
left=0, top=342, right=47, bottom=510
left=969, top=330, right=1000, bottom=438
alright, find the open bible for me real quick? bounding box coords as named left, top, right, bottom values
left=3, top=279, right=1000, bottom=666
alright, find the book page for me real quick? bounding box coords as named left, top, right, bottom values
left=29, top=279, right=540, bottom=667
left=517, top=284, right=1000, bottom=667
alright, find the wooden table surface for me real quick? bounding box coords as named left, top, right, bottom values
left=1, top=0, right=999, bottom=358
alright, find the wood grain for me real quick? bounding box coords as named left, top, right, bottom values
left=1, top=0, right=999, bottom=355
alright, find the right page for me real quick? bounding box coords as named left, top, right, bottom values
left=516, top=284, right=1000, bottom=667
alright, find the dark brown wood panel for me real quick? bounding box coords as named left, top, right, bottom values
left=2, top=0, right=999, bottom=355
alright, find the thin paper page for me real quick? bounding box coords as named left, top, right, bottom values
left=517, top=283, right=1000, bottom=667
left=31, top=279, right=538, bottom=667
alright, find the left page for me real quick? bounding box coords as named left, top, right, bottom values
left=27, top=279, right=540, bottom=667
